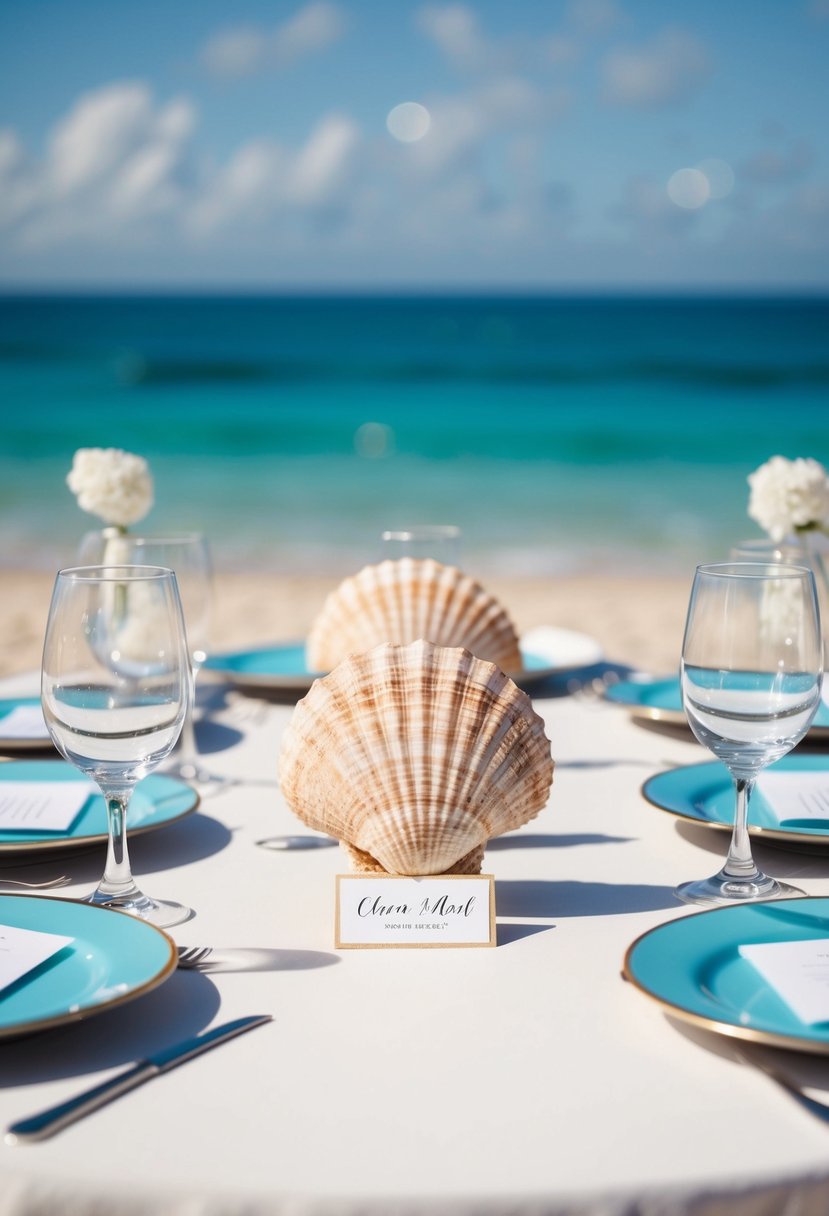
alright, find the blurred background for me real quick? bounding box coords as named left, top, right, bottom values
left=1, top=0, right=828, bottom=580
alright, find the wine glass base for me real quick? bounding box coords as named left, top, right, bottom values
left=86, top=888, right=193, bottom=928
left=675, top=872, right=806, bottom=907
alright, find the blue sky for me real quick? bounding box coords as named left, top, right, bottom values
left=1, top=0, right=828, bottom=289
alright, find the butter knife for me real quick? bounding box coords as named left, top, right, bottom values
left=5, top=1014, right=272, bottom=1144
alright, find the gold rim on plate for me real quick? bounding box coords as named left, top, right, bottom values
left=0, top=895, right=177, bottom=1039
left=623, top=901, right=829, bottom=1055
left=640, top=769, right=829, bottom=849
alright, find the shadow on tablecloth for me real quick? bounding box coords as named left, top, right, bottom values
left=495, top=878, right=677, bottom=918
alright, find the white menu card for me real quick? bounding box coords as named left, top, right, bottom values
left=0, top=705, right=50, bottom=739
left=0, top=923, right=74, bottom=995
left=756, top=771, right=829, bottom=823
left=739, top=938, right=829, bottom=1024
left=0, top=782, right=95, bottom=832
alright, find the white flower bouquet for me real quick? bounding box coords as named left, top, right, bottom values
left=747, top=455, right=829, bottom=542
left=67, top=447, right=154, bottom=530
left=748, top=457, right=829, bottom=685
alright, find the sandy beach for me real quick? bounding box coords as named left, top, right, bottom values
left=0, top=568, right=690, bottom=681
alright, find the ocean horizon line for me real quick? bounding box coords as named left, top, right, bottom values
left=1, top=286, right=828, bottom=301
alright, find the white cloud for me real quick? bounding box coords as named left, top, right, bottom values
left=0, top=129, right=35, bottom=227
left=272, top=1, right=345, bottom=66
left=288, top=114, right=358, bottom=203
left=0, top=83, right=195, bottom=246
left=404, top=77, right=565, bottom=176
left=201, top=3, right=344, bottom=80
left=416, top=4, right=490, bottom=69
left=201, top=27, right=266, bottom=79
left=603, top=28, right=710, bottom=107
left=49, top=83, right=155, bottom=195
left=189, top=113, right=359, bottom=233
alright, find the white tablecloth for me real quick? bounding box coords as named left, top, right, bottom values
left=2, top=668, right=829, bottom=1216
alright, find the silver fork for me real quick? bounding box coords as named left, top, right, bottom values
left=0, top=876, right=71, bottom=891
left=177, top=945, right=213, bottom=969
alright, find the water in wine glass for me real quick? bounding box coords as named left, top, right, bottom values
left=682, top=666, right=820, bottom=774
left=42, top=565, right=192, bottom=927
left=675, top=562, right=823, bottom=906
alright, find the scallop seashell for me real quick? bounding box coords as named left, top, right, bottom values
left=279, top=640, right=554, bottom=876
left=306, top=558, right=523, bottom=674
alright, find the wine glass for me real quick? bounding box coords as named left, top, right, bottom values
left=729, top=539, right=806, bottom=563
left=675, top=561, right=823, bottom=906
left=79, top=531, right=221, bottom=786
left=731, top=537, right=829, bottom=671
left=41, top=565, right=192, bottom=927
left=380, top=525, right=461, bottom=567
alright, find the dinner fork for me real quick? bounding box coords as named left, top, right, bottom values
left=0, top=876, right=71, bottom=891
left=177, top=945, right=213, bottom=969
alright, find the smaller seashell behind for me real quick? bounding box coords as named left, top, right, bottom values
left=279, top=640, right=554, bottom=876
left=306, top=558, right=523, bottom=673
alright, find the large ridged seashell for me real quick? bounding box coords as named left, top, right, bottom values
left=306, top=558, right=523, bottom=674
left=279, top=640, right=554, bottom=876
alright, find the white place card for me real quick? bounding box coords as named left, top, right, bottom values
left=756, top=771, right=829, bottom=823
left=0, top=782, right=95, bottom=832
left=336, top=874, right=495, bottom=949
left=739, top=938, right=829, bottom=1025
left=0, top=923, right=74, bottom=995
left=0, top=705, right=50, bottom=740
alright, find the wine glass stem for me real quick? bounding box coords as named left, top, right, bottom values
left=723, top=776, right=759, bottom=879
left=98, top=793, right=139, bottom=898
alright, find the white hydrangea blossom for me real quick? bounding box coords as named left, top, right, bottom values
left=747, top=456, right=829, bottom=542
left=66, top=448, right=154, bottom=527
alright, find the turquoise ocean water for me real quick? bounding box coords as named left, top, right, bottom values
left=1, top=294, right=827, bottom=578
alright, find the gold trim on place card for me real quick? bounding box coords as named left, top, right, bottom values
left=335, top=873, right=496, bottom=949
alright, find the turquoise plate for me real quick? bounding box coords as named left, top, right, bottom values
left=624, top=897, right=829, bottom=1052
left=643, top=754, right=829, bottom=846
left=204, top=627, right=603, bottom=693
left=0, top=697, right=54, bottom=752
left=606, top=675, right=829, bottom=737
left=0, top=760, right=199, bottom=854
left=0, top=894, right=175, bottom=1038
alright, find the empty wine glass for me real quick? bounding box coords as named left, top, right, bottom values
left=41, top=565, right=192, bottom=926
left=80, top=531, right=221, bottom=786
left=731, top=537, right=829, bottom=670
left=676, top=561, right=823, bottom=906
left=729, top=539, right=806, bottom=563
left=380, top=525, right=461, bottom=566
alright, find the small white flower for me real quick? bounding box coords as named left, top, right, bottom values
left=747, top=456, right=829, bottom=542
left=67, top=448, right=154, bottom=527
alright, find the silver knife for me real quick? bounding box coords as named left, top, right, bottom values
left=5, top=1014, right=272, bottom=1144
